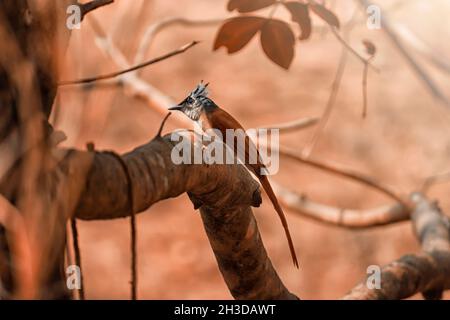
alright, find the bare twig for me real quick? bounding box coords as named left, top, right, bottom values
left=330, top=27, right=379, bottom=72
left=259, top=116, right=319, bottom=133
left=58, top=41, right=199, bottom=86
left=267, top=144, right=409, bottom=207
left=104, top=150, right=138, bottom=300
left=303, top=45, right=348, bottom=157
left=81, top=16, right=191, bottom=127
left=69, top=218, right=84, bottom=300
left=303, top=7, right=363, bottom=157
left=80, top=0, right=114, bottom=21
left=421, top=171, right=450, bottom=194
left=362, top=55, right=374, bottom=118
left=273, top=183, right=410, bottom=228
left=155, top=113, right=172, bottom=138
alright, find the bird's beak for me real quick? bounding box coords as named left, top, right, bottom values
left=168, top=105, right=183, bottom=111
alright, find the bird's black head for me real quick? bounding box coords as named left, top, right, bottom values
left=169, top=82, right=211, bottom=121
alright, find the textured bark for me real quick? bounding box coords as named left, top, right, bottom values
left=343, top=193, right=450, bottom=299
left=71, top=135, right=298, bottom=300
left=2, top=0, right=449, bottom=301
left=274, top=183, right=410, bottom=229
left=0, top=0, right=298, bottom=300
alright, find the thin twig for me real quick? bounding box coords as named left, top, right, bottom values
left=85, top=15, right=192, bottom=127
left=361, top=56, right=374, bottom=118
left=303, top=6, right=361, bottom=157
left=104, top=151, right=137, bottom=300
left=421, top=171, right=450, bottom=194
left=330, top=27, right=379, bottom=72
left=80, top=0, right=114, bottom=21
left=155, top=112, right=172, bottom=138
left=303, top=45, right=348, bottom=157
left=70, top=218, right=84, bottom=300
left=266, top=143, right=409, bottom=207
left=259, top=116, right=319, bottom=133
left=58, top=41, right=199, bottom=86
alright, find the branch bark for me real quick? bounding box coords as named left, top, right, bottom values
left=343, top=193, right=450, bottom=299
left=70, top=134, right=298, bottom=300
left=273, top=183, right=409, bottom=229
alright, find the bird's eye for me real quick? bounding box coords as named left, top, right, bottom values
left=186, top=97, right=194, bottom=104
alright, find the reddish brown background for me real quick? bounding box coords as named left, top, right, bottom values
left=57, top=0, right=450, bottom=299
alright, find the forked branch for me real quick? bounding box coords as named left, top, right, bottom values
left=343, top=193, right=450, bottom=299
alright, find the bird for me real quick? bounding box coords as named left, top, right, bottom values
left=169, top=82, right=299, bottom=268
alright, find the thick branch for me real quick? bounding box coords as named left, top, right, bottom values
left=70, top=134, right=298, bottom=300
left=343, top=193, right=450, bottom=299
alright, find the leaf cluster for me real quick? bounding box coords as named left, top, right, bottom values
left=214, top=0, right=340, bottom=69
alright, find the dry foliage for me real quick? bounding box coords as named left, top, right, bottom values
left=214, top=0, right=341, bottom=69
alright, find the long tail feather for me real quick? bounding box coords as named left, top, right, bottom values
left=259, top=175, right=299, bottom=268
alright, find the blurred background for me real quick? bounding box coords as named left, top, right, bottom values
left=56, top=0, right=450, bottom=299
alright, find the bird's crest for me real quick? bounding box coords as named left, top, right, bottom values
left=189, top=81, right=209, bottom=100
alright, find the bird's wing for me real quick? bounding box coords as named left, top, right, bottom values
left=207, top=107, right=267, bottom=175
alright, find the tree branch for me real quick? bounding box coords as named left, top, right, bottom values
left=58, top=41, right=199, bottom=86
left=266, top=144, right=409, bottom=207
left=259, top=116, right=319, bottom=133
left=80, top=0, right=114, bottom=21
left=273, top=183, right=409, bottom=228
left=330, top=27, right=379, bottom=72
left=74, top=15, right=192, bottom=127
left=67, top=133, right=298, bottom=300
left=343, top=193, right=450, bottom=299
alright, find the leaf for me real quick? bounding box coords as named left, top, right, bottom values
left=214, top=17, right=266, bottom=54
left=227, top=0, right=277, bottom=13
left=310, top=2, right=340, bottom=29
left=260, top=19, right=296, bottom=69
left=283, top=1, right=312, bottom=40
left=362, top=39, right=377, bottom=56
